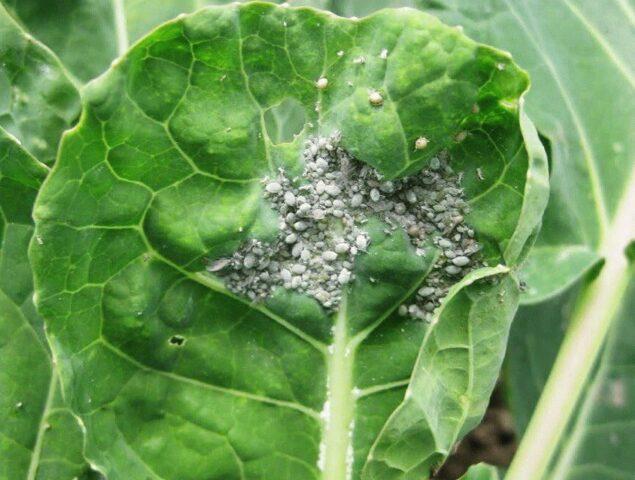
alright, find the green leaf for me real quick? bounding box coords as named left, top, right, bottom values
left=459, top=463, right=500, bottom=480
left=0, top=128, right=96, bottom=480
left=505, top=248, right=634, bottom=480
left=0, top=4, right=80, bottom=165
left=30, top=4, right=547, bottom=479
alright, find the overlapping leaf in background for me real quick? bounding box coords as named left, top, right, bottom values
left=540, top=252, right=634, bottom=479
left=3, top=0, right=248, bottom=82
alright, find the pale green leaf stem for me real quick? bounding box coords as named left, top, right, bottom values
left=112, top=0, right=129, bottom=57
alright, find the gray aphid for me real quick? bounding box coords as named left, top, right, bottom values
left=452, top=256, right=470, bottom=267
left=322, top=251, right=338, bottom=261
left=266, top=182, right=282, bottom=193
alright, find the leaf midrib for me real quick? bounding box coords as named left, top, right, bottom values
left=321, top=295, right=355, bottom=480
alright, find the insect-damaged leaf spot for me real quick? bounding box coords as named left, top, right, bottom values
left=168, top=335, right=186, bottom=347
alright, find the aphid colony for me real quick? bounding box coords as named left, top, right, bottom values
left=210, top=132, right=482, bottom=321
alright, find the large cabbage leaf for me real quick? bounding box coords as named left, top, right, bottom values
left=30, top=3, right=547, bottom=479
